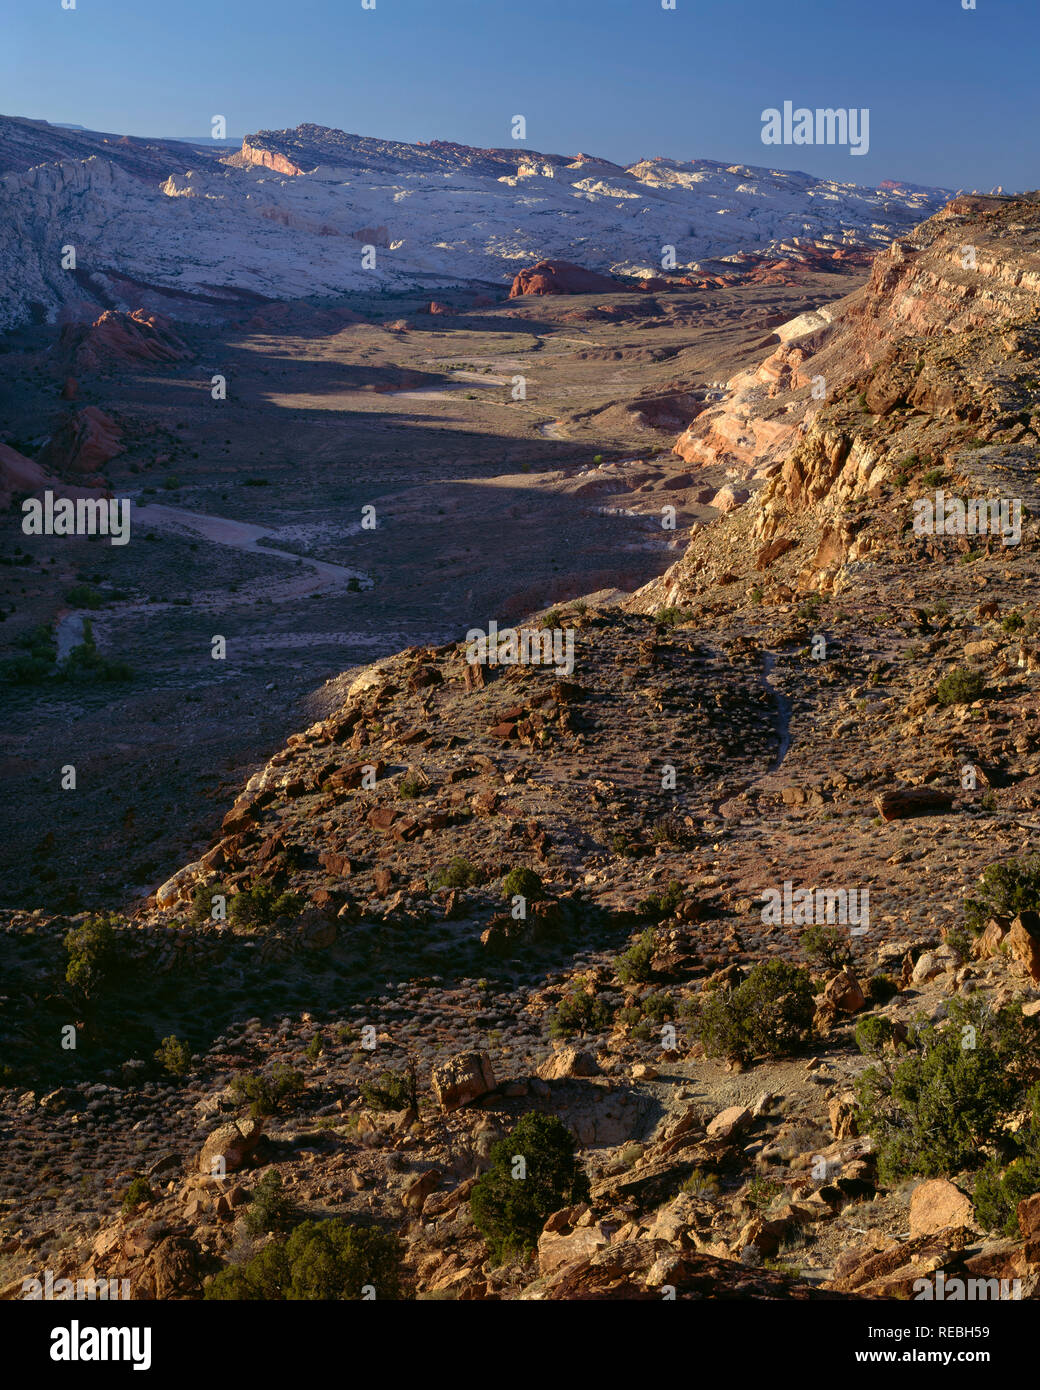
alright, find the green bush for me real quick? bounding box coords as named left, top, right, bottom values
left=231, top=1063, right=305, bottom=1118
left=973, top=1148, right=1040, bottom=1236
left=935, top=667, right=985, bottom=707
left=64, top=584, right=105, bottom=609
left=691, top=960, right=815, bottom=1065
left=854, top=1015, right=897, bottom=1056
left=2, top=624, right=57, bottom=683
left=800, top=923, right=853, bottom=970
left=58, top=621, right=133, bottom=683
left=228, top=884, right=302, bottom=928
left=470, top=1113, right=589, bottom=1265
left=854, top=999, right=1033, bottom=1184
left=502, top=867, right=544, bottom=902
left=121, top=1177, right=152, bottom=1214
left=638, top=880, right=683, bottom=921
left=65, top=914, right=118, bottom=995
left=429, top=857, right=481, bottom=890
left=964, top=856, right=1040, bottom=933
left=398, top=773, right=425, bottom=800
left=867, top=973, right=899, bottom=1004
left=549, top=976, right=611, bottom=1039
left=616, top=928, right=657, bottom=985
left=190, top=882, right=228, bottom=924
left=243, top=1170, right=299, bottom=1237
left=155, top=1035, right=192, bottom=1078
left=359, top=1067, right=416, bottom=1113
left=206, top=1219, right=404, bottom=1299
left=652, top=606, right=688, bottom=629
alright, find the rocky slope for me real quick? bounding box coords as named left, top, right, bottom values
left=4, top=193, right=1040, bottom=1302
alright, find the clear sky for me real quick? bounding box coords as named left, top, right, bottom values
left=1, top=0, right=1034, bottom=190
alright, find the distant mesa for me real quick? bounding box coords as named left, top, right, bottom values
left=509, top=260, right=622, bottom=297
left=58, top=309, right=193, bottom=372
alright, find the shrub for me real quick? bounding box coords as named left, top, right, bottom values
left=501, top=867, right=544, bottom=902
left=231, top=1063, right=305, bottom=1118
left=973, top=1148, right=1040, bottom=1236
left=935, top=667, right=985, bottom=707
left=469, top=1113, right=589, bottom=1264
left=800, top=923, right=853, bottom=970
left=64, top=584, right=105, bottom=609
left=653, top=606, right=688, bottom=629
left=243, top=1170, right=299, bottom=1236
left=58, top=621, right=133, bottom=683
left=190, top=882, right=228, bottom=924
left=921, top=467, right=946, bottom=488
left=549, top=976, right=611, bottom=1039
left=65, top=914, right=118, bottom=995
left=692, top=960, right=815, bottom=1065
left=2, top=624, right=57, bottom=684
left=867, top=973, right=899, bottom=1004
left=398, top=773, right=425, bottom=800
left=228, top=885, right=301, bottom=928
left=638, top=880, right=683, bottom=921
left=121, top=1178, right=152, bottom=1214
left=360, top=1067, right=416, bottom=1113
left=681, top=1167, right=721, bottom=1199
left=206, top=1219, right=404, bottom=1299
left=155, top=1035, right=192, bottom=1078
left=616, top=928, right=656, bottom=985
left=854, top=998, right=1032, bottom=1184
left=429, top=857, right=481, bottom=890
left=964, top=856, right=1040, bottom=933
left=854, top=1015, right=897, bottom=1056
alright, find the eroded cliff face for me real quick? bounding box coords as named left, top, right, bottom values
left=651, top=193, right=1040, bottom=604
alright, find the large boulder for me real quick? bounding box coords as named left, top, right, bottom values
left=537, top=1047, right=601, bottom=1081
left=198, top=1117, right=263, bottom=1176
left=909, top=1178, right=976, bottom=1238
left=1008, top=912, right=1040, bottom=983
left=431, top=1051, right=496, bottom=1112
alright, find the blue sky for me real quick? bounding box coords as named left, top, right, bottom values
left=2, top=0, right=1034, bottom=190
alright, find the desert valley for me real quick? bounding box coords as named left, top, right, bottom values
left=3, top=102, right=1040, bottom=1329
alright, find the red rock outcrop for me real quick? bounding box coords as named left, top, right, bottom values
left=509, top=260, right=621, bottom=297
left=59, top=309, right=193, bottom=372
left=39, top=406, right=123, bottom=476
left=0, top=442, right=107, bottom=510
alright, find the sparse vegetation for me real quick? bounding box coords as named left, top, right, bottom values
left=205, top=1219, right=404, bottom=1299
left=690, top=960, right=815, bottom=1065
left=470, top=1113, right=589, bottom=1265
left=936, top=667, right=986, bottom=707
left=231, top=1063, right=305, bottom=1118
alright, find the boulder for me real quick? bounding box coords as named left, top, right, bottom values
left=431, top=1051, right=496, bottom=1112
left=1008, top=912, right=1040, bottom=983
left=402, top=1168, right=442, bottom=1211
left=909, top=1178, right=976, bottom=1238
left=198, top=1117, right=263, bottom=1176
left=537, top=1047, right=601, bottom=1081
left=711, top=485, right=750, bottom=514
left=706, top=1105, right=751, bottom=1140
left=875, top=787, right=955, bottom=821
left=822, top=968, right=865, bottom=1013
